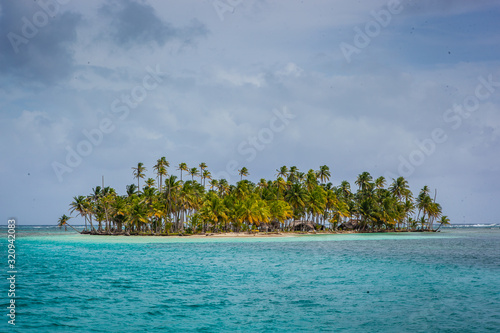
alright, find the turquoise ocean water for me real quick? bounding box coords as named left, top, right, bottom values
left=1, top=225, right=499, bottom=332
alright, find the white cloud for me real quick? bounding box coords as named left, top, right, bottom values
left=215, top=68, right=265, bottom=87
left=276, top=62, right=303, bottom=78
left=131, top=127, right=163, bottom=141
left=13, top=110, right=73, bottom=148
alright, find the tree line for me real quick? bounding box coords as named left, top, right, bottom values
left=58, top=158, right=450, bottom=235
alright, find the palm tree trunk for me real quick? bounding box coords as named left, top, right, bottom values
left=66, top=223, right=81, bottom=234
left=89, top=215, right=95, bottom=232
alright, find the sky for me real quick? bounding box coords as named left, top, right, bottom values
left=1, top=0, right=499, bottom=225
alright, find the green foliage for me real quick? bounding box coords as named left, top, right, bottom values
left=64, top=161, right=446, bottom=234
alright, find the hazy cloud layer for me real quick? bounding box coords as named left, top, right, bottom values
left=99, top=0, right=207, bottom=48
left=1, top=0, right=499, bottom=225
left=0, top=1, right=82, bottom=84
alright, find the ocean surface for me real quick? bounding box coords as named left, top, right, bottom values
left=1, top=225, right=499, bottom=332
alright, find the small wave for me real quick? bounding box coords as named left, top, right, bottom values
left=447, top=224, right=498, bottom=228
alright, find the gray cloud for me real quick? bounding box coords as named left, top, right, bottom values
left=0, top=1, right=499, bottom=225
left=98, top=0, right=208, bottom=48
left=401, top=0, right=500, bottom=16
left=0, top=1, right=82, bottom=85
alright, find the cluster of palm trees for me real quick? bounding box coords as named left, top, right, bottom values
left=58, top=158, right=450, bottom=234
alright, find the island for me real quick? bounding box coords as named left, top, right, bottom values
left=58, top=159, right=450, bottom=236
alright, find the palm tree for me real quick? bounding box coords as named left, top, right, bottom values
left=257, top=178, right=268, bottom=198
left=164, top=175, right=182, bottom=231
left=269, top=200, right=293, bottom=229
left=202, top=170, right=211, bottom=187
left=355, top=172, right=373, bottom=192
left=317, top=165, right=331, bottom=184
left=389, top=177, right=411, bottom=201
left=218, top=179, right=229, bottom=196
left=421, top=185, right=430, bottom=196
left=142, top=186, right=159, bottom=233
left=132, top=162, right=147, bottom=192
left=339, top=181, right=351, bottom=199
left=177, top=163, right=188, bottom=182
left=82, top=197, right=96, bottom=231
left=57, top=214, right=80, bottom=233
left=199, top=163, right=207, bottom=182
left=101, top=188, right=116, bottom=232
left=276, top=166, right=289, bottom=180
left=235, top=196, right=269, bottom=230
left=209, top=179, right=219, bottom=191
left=188, top=167, right=199, bottom=181
left=127, top=199, right=148, bottom=233
left=89, top=186, right=104, bottom=231
left=69, top=195, right=88, bottom=231
left=288, top=166, right=299, bottom=183
left=145, top=178, right=156, bottom=189
left=296, top=172, right=306, bottom=184
left=416, top=187, right=432, bottom=222
left=330, top=196, right=350, bottom=230
left=126, top=184, right=138, bottom=197
left=285, top=183, right=309, bottom=219
left=419, top=216, right=427, bottom=230
left=238, top=167, right=249, bottom=181
left=436, top=215, right=450, bottom=231
left=427, top=202, right=442, bottom=230
left=274, top=177, right=287, bottom=200
left=403, top=199, right=416, bottom=230
left=307, top=186, right=326, bottom=224
left=199, top=192, right=228, bottom=232
left=375, top=176, right=386, bottom=189
left=305, top=169, right=318, bottom=191
left=153, top=157, right=168, bottom=193
left=110, top=195, right=128, bottom=233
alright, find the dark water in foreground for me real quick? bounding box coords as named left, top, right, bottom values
left=1, top=226, right=499, bottom=332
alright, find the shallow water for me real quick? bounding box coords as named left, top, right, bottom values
left=2, top=226, right=499, bottom=332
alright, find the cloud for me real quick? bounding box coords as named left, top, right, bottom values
left=276, top=62, right=304, bottom=78
left=131, top=126, right=163, bottom=141
left=0, top=1, right=82, bottom=85
left=98, top=0, right=208, bottom=49
left=401, top=0, right=500, bottom=17
left=1, top=0, right=499, bottom=226
left=12, top=110, right=73, bottom=151
left=215, top=68, right=265, bottom=87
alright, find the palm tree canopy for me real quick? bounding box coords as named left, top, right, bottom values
left=355, top=172, right=373, bottom=192
left=238, top=167, right=249, bottom=180
left=62, top=159, right=447, bottom=235
left=389, top=177, right=411, bottom=200
left=440, top=215, right=451, bottom=225
left=132, top=162, right=147, bottom=179
left=177, top=163, right=188, bottom=181
left=317, top=165, right=331, bottom=183
left=276, top=166, right=289, bottom=179
left=57, top=214, right=71, bottom=227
